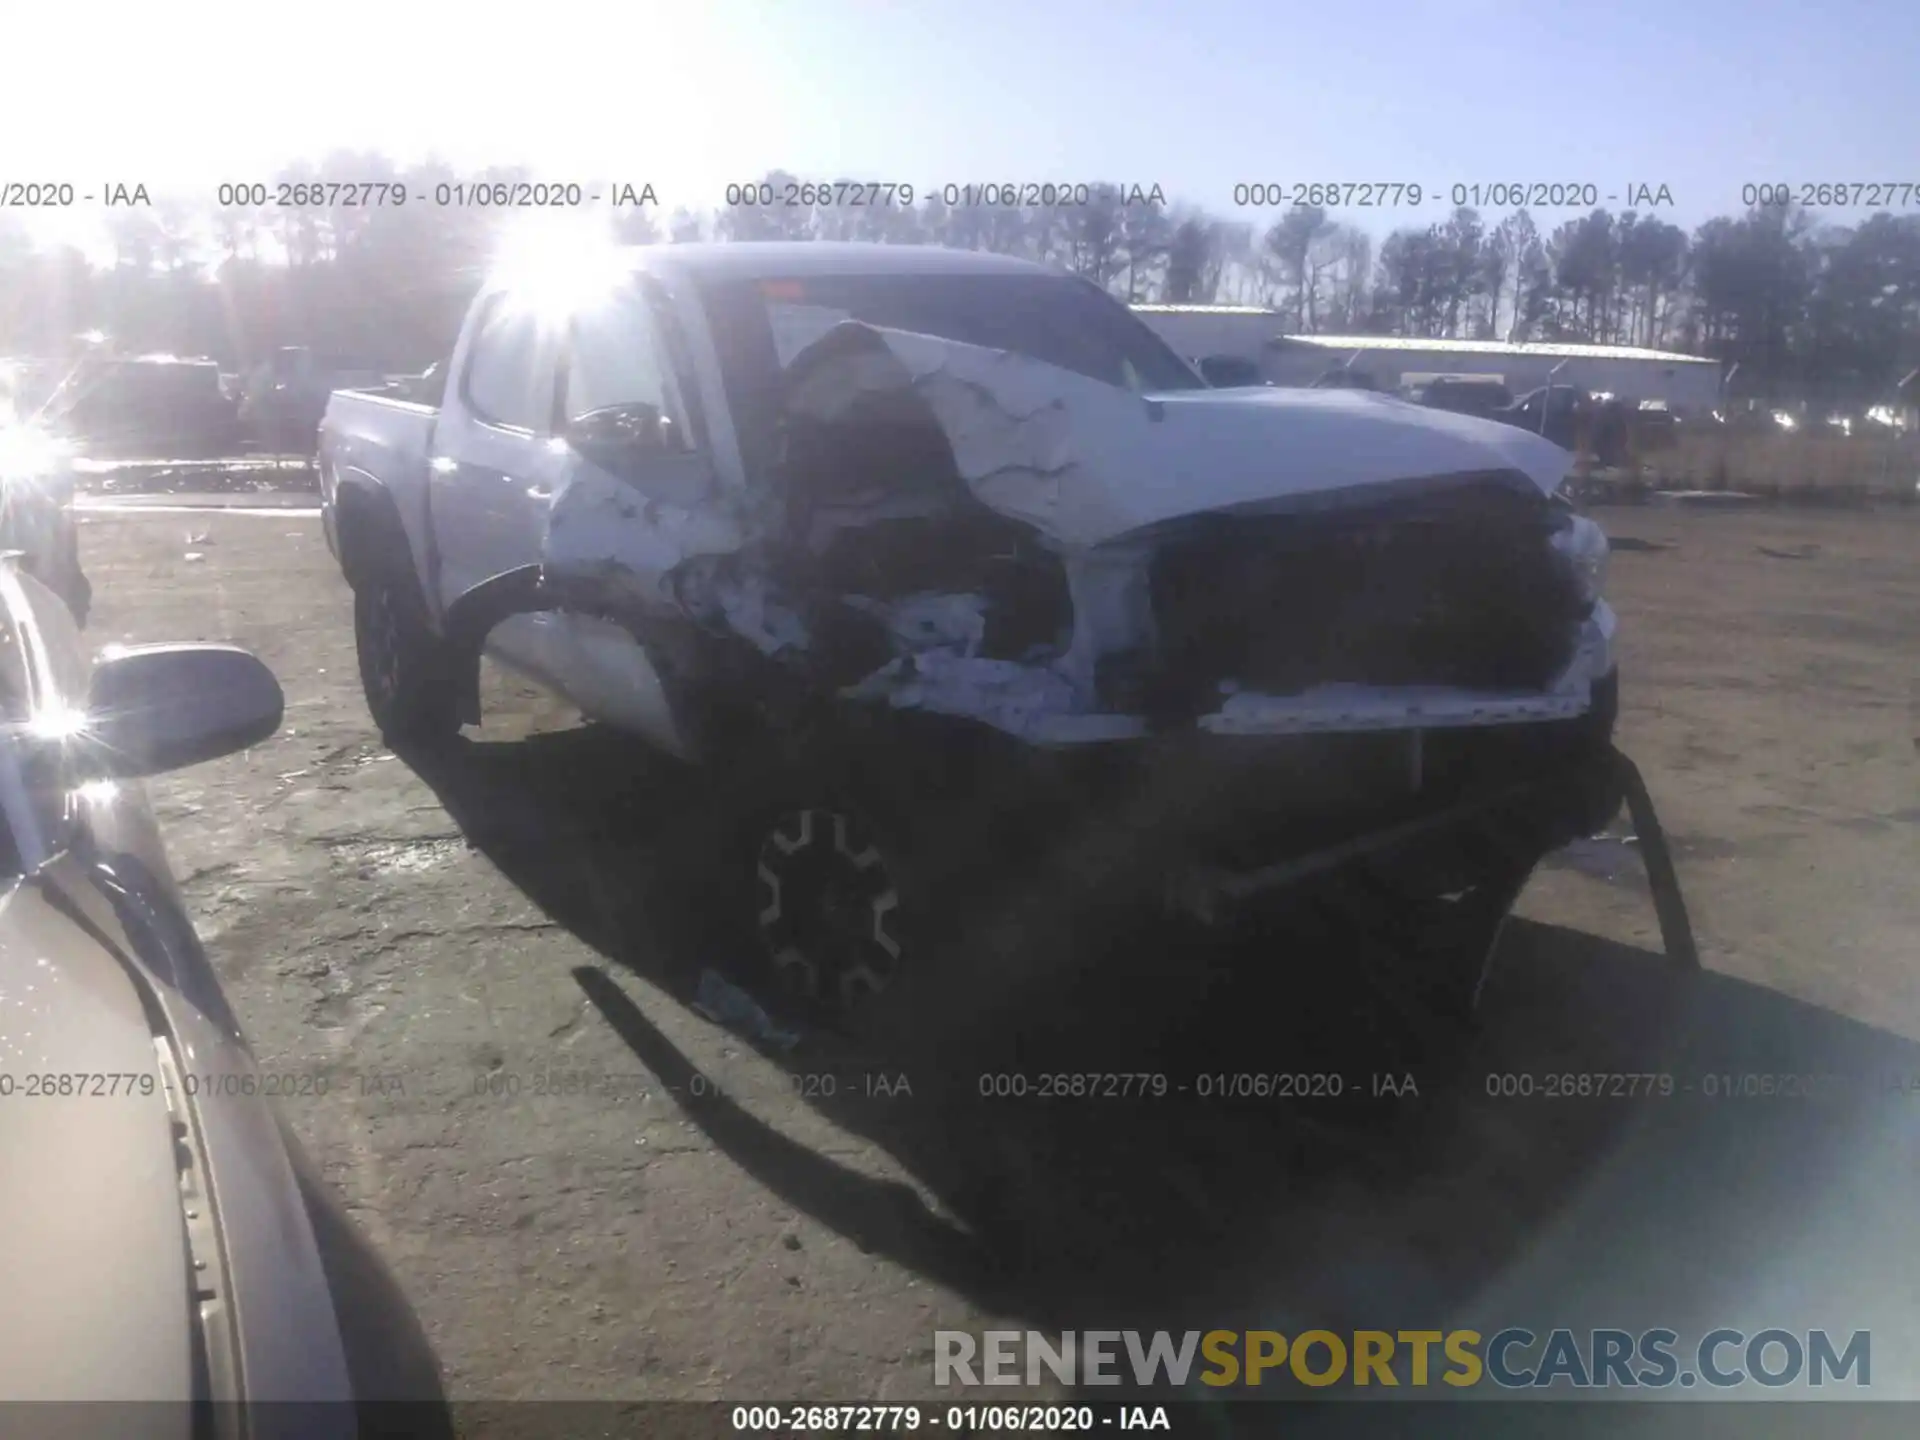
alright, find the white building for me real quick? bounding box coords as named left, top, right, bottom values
left=1131, top=305, right=1725, bottom=413
left=1128, top=304, right=1287, bottom=365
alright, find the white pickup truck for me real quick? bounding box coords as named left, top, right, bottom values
left=318, top=241, right=1624, bottom=1035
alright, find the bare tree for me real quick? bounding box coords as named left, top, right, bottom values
left=1264, top=205, right=1331, bottom=330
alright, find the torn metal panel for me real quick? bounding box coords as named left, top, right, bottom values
left=841, top=649, right=1144, bottom=744
left=842, top=592, right=989, bottom=659
left=1197, top=605, right=1616, bottom=735
left=541, top=466, right=749, bottom=611
left=530, top=317, right=1605, bottom=753
left=703, top=567, right=811, bottom=658
left=780, top=321, right=1577, bottom=549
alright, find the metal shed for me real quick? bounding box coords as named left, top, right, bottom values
left=1129, top=306, right=1724, bottom=412
left=1270, top=335, right=1723, bottom=411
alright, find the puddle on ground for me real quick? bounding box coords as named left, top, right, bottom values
left=1546, top=824, right=1807, bottom=884
left=322, top=835, right=468, bottom=876
left=1546, top=830, right=1645, bottom=886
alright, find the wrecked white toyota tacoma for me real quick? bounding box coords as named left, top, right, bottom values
left=318, top=242, right=1624, bottom=1032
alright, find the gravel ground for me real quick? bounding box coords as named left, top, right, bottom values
left=75, top=501, right=1920, bottom=1407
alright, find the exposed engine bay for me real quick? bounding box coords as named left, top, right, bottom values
left=530, top=318, right=1615, bottom=766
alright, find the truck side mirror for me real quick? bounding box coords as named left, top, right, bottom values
left=561, top=402, right=708, bottom=505
left=563, top=402, right=678, bottom=478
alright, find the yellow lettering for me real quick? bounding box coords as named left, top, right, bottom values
left=1199, top=1331, right=1239, bottom=1386
left=1353, top=1331, right=1397, bottom=1386
left=1290, top=1330, right=1347, bottom=1387
left=1397, top=1331, right=1443, bottom=1385
left=1244, top=1331, right=1286, bottom=1385
left=1443, top=1330, right=1484, bottom=1387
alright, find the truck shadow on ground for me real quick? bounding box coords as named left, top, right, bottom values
left=402, top=723, right=1920, bottom=1366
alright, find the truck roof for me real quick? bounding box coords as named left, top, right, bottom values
left=629, top=241, right=1057, bottom=282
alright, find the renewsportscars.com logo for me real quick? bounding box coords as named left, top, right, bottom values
left=935, top=1328, right=1872, bottom=1391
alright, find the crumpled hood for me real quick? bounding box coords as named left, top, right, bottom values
left=782, top=323, right=1575, bottom=549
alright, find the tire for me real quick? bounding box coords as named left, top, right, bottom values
left=354, top=567, right=461, bottom=750
left=1395, top=857, right=1538, bottom=1024
left=1322, top=850, right=1539, bottom=1035
left=694, top=732, right=961, bottom=1050
left=751, top=802, right=911, bottom=1021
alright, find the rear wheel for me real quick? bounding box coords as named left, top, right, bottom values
left=354, top=569, right=460, bottom=750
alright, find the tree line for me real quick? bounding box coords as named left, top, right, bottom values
left=2, top=158, right=1916, bottom=406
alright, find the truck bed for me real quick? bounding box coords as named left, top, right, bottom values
left=320, top=391, right=435, bottom=482
left=317, top=390, right=440, bottom=592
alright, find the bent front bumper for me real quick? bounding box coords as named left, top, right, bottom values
left=1167, top=669, right=1624, bottom=925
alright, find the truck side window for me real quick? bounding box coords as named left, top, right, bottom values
left=463, top=301, right=551, bottom=433
left=563, top=298, right=691, bottom=453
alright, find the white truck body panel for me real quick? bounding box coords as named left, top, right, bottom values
left=320, top=244, right=1611, bottom=752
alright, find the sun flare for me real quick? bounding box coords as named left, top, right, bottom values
left=489, top=213, right=635, bottom=322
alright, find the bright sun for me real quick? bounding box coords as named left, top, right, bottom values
left=490, top=212, right=637, bottom=321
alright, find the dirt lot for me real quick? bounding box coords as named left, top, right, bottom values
left=76, top=499, right=1920, bottom=1405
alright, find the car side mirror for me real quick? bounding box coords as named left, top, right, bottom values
left=82, top=644, right=284, bottom=779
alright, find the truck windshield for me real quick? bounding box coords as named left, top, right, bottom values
left=695, top=269, right=1207, bottom=483
left=701, top=272, right=1204, bottom=394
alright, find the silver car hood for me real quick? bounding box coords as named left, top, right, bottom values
left=0, top=879, right=195, bottom=1419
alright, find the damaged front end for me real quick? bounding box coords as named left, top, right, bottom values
left=478, top=317, right=1621, bottom=927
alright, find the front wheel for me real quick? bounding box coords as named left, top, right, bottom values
left=753, top=804, right=909, bottom=1024
left=354, top=571, right=460, bottom=750
left=1401, top=858, right=1538, bottom=1023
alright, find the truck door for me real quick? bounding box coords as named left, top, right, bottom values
left=515, top=280, right=722, bottom=751
left=427, top=295, right=565, bottom=612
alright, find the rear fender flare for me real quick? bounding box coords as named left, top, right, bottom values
left=335, top=477, right=481, bottom=723
left=332, top=476, right=421, bottom=600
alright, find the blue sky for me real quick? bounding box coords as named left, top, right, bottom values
left=4, top=0, right=1913, bottom=250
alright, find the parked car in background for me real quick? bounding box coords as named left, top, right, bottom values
left=319, top=241, right=1623, bottom=1042
left=1417, top=376, right=1514, bottom=420
left=240, top=347, right=387, bottom=453
left=1493, top=386, right=1637, bottom=467
left=1633, top=398, right=1680, bottom=451
left=1195, top=354, right=1268, bottom=387
left=46, top=356, right=241, bottom=460
left=1494, top=384, right=1592, bottom=450
left=0, top=366, right=91, bottom=624
left=0, top=556, right=446, bottom=1416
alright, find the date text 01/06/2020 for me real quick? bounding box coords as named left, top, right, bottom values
left=468, top=1068, right=916, bottom=1102
left=974, top=1072, right=1420, bottom=1100
left=0, top=1070, right=369, bottom=1099
left=728, top=1403, right=1170, bottom=1433
left=719, top=182, right=1170, bottom=209
left=1229, top=181, right=1676, bottom=208
left=211, top=181, right=660, bottom=208
left=1483, top=1072, right=1872, bottom=1100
